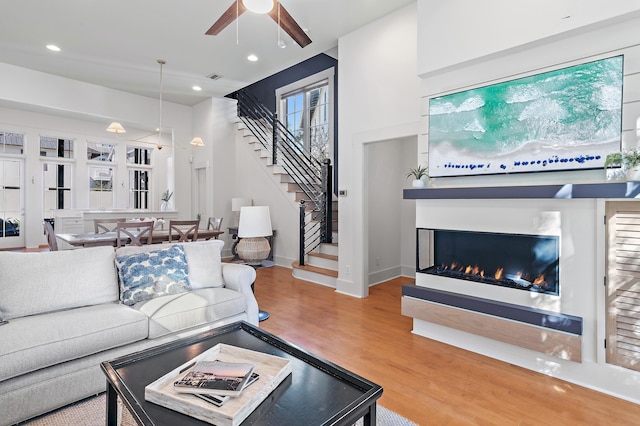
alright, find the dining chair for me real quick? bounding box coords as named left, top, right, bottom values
left=94, top=218, right=127, bottom=234
left=169, top=220, right=199, bottom=243
left=207, top=217, right=223, bottom=231
left=43, top=221, right=58, bottom=251
left=116, top=221, right=154, bottom=247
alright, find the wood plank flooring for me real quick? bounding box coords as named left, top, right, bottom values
left=254, top=266, right=640, bottom=425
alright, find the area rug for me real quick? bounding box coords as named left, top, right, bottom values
left=23, top=393, right=418, bottom=426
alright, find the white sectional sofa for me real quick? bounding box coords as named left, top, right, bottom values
left=0, top=240, right=258, bottom=425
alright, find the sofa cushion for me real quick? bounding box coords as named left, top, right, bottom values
left=0, top=246, right=118, bottom=320
left=0, top=303, right=148, bottom=381
left=116, top=244, right=191, bottom=306
left=181, top=240, right=225, bottom=289
left=133, top=288, right=248, bottom=339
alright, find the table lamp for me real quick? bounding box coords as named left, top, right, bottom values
left=237, top=206, right=272, bottom=266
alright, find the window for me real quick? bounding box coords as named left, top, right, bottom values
left=88, top=166, right=114, bottom=210
left=128, top=169, right=149, bottom=209
left=41, top=137, right=74, bottom=217
left=127, top=146, right=151, bottom=165
left=40, top=136, right=73, bottom=158
left=43, top=162, right=73, bottom=216
left=127, top=146, right=151, bottom=209
left=87, top=142, right=115, bottom=162
left=281, top=79, right=331, bottom=161
left=0, top=159, right=21, bottom=238
left=0, top=132, right=24, bottom=155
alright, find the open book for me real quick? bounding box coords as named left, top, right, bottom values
left=174, top=360, right=255, bottom=396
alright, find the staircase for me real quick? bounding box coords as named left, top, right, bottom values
left=234, top=116, right=339, bottom=287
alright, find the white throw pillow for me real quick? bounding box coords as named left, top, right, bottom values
left=181, top=240, right=225, bottom=289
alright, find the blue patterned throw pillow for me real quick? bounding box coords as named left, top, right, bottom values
left=116, top=245, right=191, bottom=306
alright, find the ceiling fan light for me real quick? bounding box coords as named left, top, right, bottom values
left=190, top=137, right=205, bottom=147
left=106, top=122, right=126, bottom=134
left=242, top=0, right=274, bottom=14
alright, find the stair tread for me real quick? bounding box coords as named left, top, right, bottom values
left=291, top=261, right=338, bottom=277
left=308, top=252, right=338, bottom=261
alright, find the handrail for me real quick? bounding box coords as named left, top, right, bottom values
left=232, top=90, right=333, bottom=266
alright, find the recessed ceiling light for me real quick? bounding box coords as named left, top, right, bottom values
left=46, top=44, right=61, bottom=52
left=247, top=54, right=258, bottom=62
left=192, top=85, right=202, bottom=91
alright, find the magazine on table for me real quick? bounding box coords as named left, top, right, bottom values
left=195, top=372, right=260, bottom=407
left=174, top=360, right=255, bottom=396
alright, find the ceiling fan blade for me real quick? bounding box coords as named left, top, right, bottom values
left=268, top=3, right=312, bottom=48
left=206, top=1, right=247, bottom=36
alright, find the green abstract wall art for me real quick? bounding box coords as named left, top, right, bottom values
left=428, top=55, right=623, bottom=177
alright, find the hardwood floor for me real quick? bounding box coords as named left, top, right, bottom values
left=254, top=266, right=640, bottom=425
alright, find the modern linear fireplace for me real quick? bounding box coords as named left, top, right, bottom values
left=417, top=228, right=560, bottom=296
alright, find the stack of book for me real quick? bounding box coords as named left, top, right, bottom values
left=173, top=360, right=260, bottom=407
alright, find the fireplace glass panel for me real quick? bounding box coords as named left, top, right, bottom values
left=417, top=228, right=559, bottom=296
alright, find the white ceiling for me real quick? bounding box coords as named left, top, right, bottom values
left=0, top=0, right=414, bottom=106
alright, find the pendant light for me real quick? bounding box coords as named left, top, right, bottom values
left=190, top=137, right=205, bottom=148
left=106, top=122, right=126, bottom=135
left=242, top=0, right=274, bottom=14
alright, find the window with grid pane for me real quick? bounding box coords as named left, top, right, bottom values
left=281, top=79, right=330, bottom=161
left=40, top=137, right=74, bottom=217
left=127, top=146, right=151, bottom=209
left=89, top=166, right=114, bottom=210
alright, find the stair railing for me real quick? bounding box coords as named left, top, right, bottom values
left=234, top=90, right=333, bottom=266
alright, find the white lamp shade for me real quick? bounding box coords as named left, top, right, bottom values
left=232, top=197, right=253, bottom=212
left=106, top=122, right=126, bottom=134
left=190, top=137, right=204, bottom=147
left=238, top=206, right=272, bottom=237
left=242, top=0, right=274, bottom=14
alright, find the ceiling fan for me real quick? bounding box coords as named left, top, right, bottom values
left=206, top=0, right=312, bottom=48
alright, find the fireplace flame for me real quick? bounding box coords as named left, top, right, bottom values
left=533, top=274, right=546, bottom=286
left=437, top=262, right=548, bottom=289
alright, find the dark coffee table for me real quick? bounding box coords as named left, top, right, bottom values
left=101, top=321, right=382, bottom=425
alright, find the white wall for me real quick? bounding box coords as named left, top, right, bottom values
left=366, top=140, right=402, bottom=283
left=233, top=127, right=299, bottom=267
left=400, top=139, right=418, bottom=277
left=337, top=2, right=421, bottom=297
left=410, top=0, right=640, bottom=404
left=418, top=0, right=640, bottom=78
left=191, top=97, right=238, bottom=256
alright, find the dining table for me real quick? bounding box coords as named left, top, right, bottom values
left=56, top=229, right=223, bottom=248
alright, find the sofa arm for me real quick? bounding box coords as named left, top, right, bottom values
left=221, top=263, right=259, bottom=325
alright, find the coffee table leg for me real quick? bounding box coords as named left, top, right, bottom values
left=106, top=382, right=118, bottom=426
left=363, top=402, right=377, bottom=426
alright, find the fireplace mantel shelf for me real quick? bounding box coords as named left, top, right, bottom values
left=403, top=181, right=640, bottom=200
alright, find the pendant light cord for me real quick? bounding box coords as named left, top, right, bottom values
left=158, top=59, right=165, bottom=149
